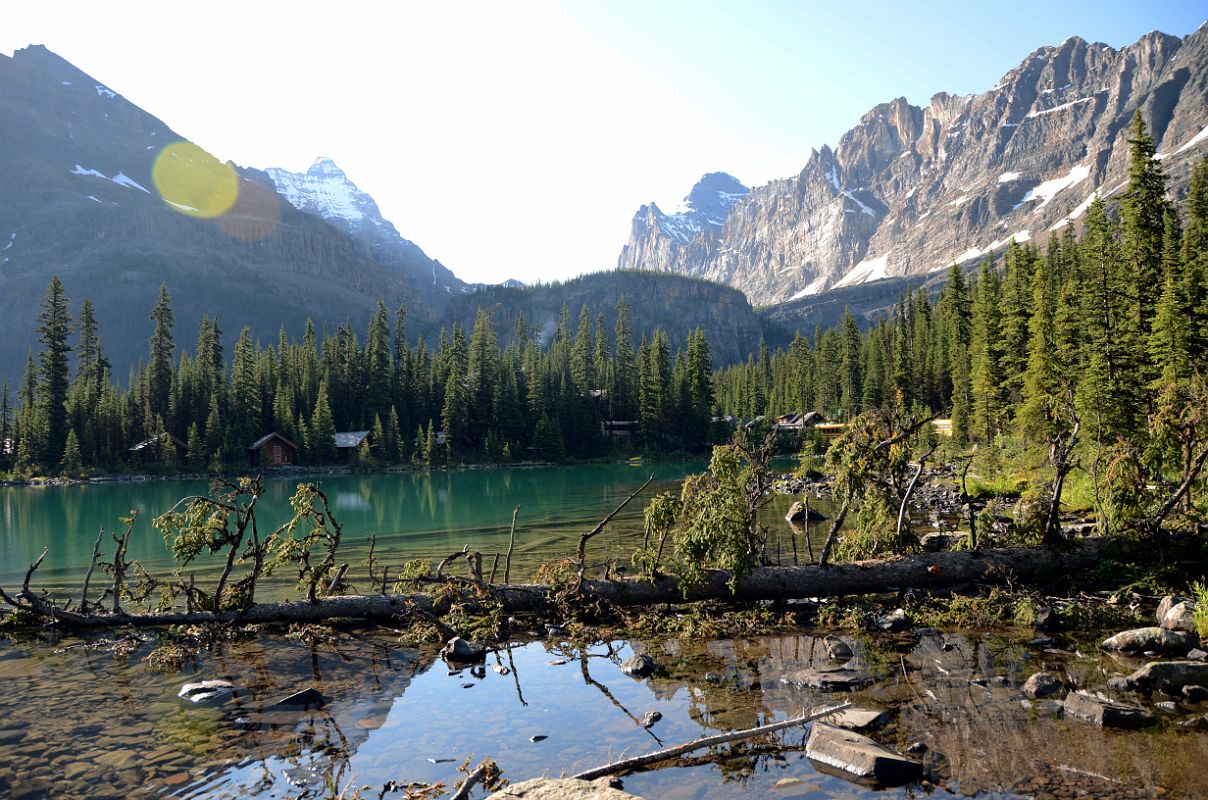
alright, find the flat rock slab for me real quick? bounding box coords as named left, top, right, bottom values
left=1062, top=691, right=1155, bottom=729
left=487, top=778, right=643, bottom=799
left=782, top=666, right=873, bottom=692
left=812, top=705, right=892, bottom=730
left=805, top=723, right=921, bottom=786
left=1100, top=627, right=1194, bottom=655
left=1124, top=661, right=1208, bottom=693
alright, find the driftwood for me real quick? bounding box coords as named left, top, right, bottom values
left=504, top=505, right=520, bottom=586
left=575, top=474, right=655, bottom=589
left=570, top=703, right=851, bottom=781
left=896, top=444, right=937, bottom=551
left=1, top=539, right=1109, bottom=628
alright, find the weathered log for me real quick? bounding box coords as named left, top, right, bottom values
left=5, top=540, right=1108, bottom=628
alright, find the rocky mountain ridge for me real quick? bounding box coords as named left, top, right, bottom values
left=619, top=26, right=1208, bottom=305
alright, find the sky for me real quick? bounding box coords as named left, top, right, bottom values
left=2, top=1, right=1206, bottom=285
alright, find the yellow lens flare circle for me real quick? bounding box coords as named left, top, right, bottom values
left=152, top=142, right=239, bottom=219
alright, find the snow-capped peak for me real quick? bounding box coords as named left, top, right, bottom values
left=653, top=172, right=749, bottom=244
left=264, top=157, right=380, bottom=225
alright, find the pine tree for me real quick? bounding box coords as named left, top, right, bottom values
left=969, top=259, right=1005, bottom=441
left=59, top=428, right=82, bottom=477
left=1120, top=111, right=1170, bottom=336
left=148, top=284, right=175, bottom=424
left=37, top=277, right=73, bottom=465
left=186, top=422, right=204, bottom=472
left=1182, top=158, right=1208, bottom=367
left=839, top=308, right=863, bottom=419
left=308, top=382, right=337, bottom=463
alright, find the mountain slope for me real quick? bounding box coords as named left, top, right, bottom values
left=440, top=270, right=764, bottom=366
left=619, top=26, right=1208, bottom=305
left=265, top=158, right=465, bottom=311
left=0, top=45, right=443, bottom=382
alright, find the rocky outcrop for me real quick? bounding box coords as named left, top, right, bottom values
left=619, top=27, right=1208, bottom=306
left=1062, top=691, right=1155, bottom=728
left=1100, top=627, right=1196, bottom=655
left=805, top=723, right=922, bottom=785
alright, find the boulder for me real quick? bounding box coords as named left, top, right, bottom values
left=785, top=501, right=827, bottom=524
left=1123, top=661, right=1208, bottom=693
left=1031, top=606, right=1056, bottom=633
left=823, top=635, right=854, bottom=662
left=1022, top=672, right=1063, bottom=699
left=875, top=608, right=912, bottom=633
left=1183, top=685, right=1208, bottom=703
left=1099, top=627, right=1194, bottom=655
left=178, top=679, right=236, bottom=705
left=639, top=710, right=662, bottom=729
left=441, top=637, right=485, bottom=664
left=920, top=532, right=964, bottom=552
left=805, top=723, right=922, bottom=785
left=1160, top=601, right=1199, bottom=635
left=487, top=778, right=642, bottom=799
left=620, top=653, right=658, bottom=678
left=1157, top=595, right=1188, bottom=625
left=1062, top=691, right=1155, bottom=729
left=782, top=666, right=873, bottom=692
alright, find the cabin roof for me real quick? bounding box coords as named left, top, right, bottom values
left=334, top=430, right=371, bottom=449
left=249, top=432, right=298, bottom=451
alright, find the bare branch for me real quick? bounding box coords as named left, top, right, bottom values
left=576, top=474, right=655, bottom=590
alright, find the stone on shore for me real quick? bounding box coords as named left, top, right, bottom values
left=805, top=723, right=922, bottom=785
left=875, top=608, right=912, bottom=633
left=1062, top=691, right=1155, bottom=729
left=1099, top=627, right=1194, bottom=655
left=441, top=637, right=485, bottom=664
left=812, top=705, right=892, bottom=730
left=1159, top=601, right=1199, bottom=635
left=487, top=778, right=642, bottom=799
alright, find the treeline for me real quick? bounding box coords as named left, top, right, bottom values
left=718, top=114, right=1208, bottom=460
left=0, top=282, right=719, bottom=474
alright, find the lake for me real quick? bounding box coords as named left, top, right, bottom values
left=0, top=462, right=826, bottom=601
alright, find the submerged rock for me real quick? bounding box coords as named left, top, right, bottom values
left=785, top=501, right=827, bottom=524
left=620, top=653, right=658, bottom=678
left=487, top=778, right=642, bottom=799
left=875, top=608, right=912, bottom=633
left=1062, top=691, right=1155, bottom=729
left=813, top=704, right=892, bottom=730
left=805, top=723, right=922, bottom=785
left=1022, top=672, right=1063, bottom=699
left=441, top=637, right=485, bottom=664
left=264, top=687, right=326, bottom=711
left=1122, top=661, right=1208, bottom=693
left=823, top=635, right=854, bottom=662
left=782, top=666, right=873, bottom=692
left=177, top=679, right=235, bottom=705
left=1099, top=627, right=1194, bottom=655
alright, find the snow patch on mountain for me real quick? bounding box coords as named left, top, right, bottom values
left=834, top=251, right=891, bottom=289
left=788, top=275, right=829, bottom=301
left=1157, top=123, right=1208, bottom=160
left=648, top=172, right=749, bottom=244
left=95, top=84, right=115, bottom=98
left=112, top=173, right=150, bottom=193
left=72, top=165, right=106, bottom=178
left=1017, top=164, right=1090, bottom=210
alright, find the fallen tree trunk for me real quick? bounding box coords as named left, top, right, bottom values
left=6, top=539, right=1108, bottom=628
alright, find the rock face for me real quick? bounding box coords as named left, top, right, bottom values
left=1100, top=627, right=1195, bottom=655
left=1062, top=691, right=1155, bottom=729
left=805, top=723, right=922, bottom=785
left=487, top=778, right=643, bottom=799
left=618, top=27, right=1208, bottom=306
left=617, top=173, right=749, bottom=274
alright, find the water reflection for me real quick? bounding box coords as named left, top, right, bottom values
left=0, top=625, right=1198, bottom=799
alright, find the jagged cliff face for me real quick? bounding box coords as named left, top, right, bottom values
left=619, top=27, right=1208, bottom=305
left=265, top=159, right=465, bottom=311
left=616, top=172, right=749, bottom=273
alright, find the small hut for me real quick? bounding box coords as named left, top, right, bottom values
left=249, top=432, right=298, bottom=467
left=334, top=431, right=372, bottom=462
left=129, top=432, right=188, bottom=465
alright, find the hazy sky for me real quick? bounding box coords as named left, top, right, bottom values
left=3, top=1, right=1205, bottom=284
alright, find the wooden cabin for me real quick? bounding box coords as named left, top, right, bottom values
left=814, top=422, right=849, bottom=442
left=249, top=432, right=298, bottom=467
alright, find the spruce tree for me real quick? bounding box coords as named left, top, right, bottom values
left=148, top=284, right=175, bottom=424
left=36, top=276, right=72, bottom=465
left=969, top=259, right=1005, bottom=442
left=1120, top=111, right=1169, bottom=336
left=308, top=382, right=337, bottom=463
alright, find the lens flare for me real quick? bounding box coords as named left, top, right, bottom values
left=218, top=177, right=282, bottom=241
left=152, top=141, right=239, bottom=219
